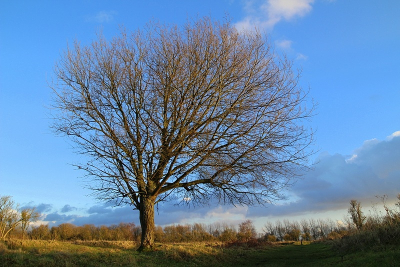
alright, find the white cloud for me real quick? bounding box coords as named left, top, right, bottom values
left=387, top=131, right=400, bottom=140
left=264, top=0, right=314, bottom=21
left=87, top=11, right=116, bottom=23
left=276, top=39, right=293, bottom=50
left=296, top=53, right=308, bottom=60
left=235, top=0, right=315, bottom=32
left=275, top=39, right=308, bottom=60
left=345, top=154, right=357, bottom=163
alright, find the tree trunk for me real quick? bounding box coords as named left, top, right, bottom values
left=137, top=196, right=155, bottom=252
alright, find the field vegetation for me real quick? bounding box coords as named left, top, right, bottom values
left=1, top=194, right=400, bottom=266
left=1, top=238, right=399, bottom=266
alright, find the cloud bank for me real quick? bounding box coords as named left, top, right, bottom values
left=248, top=131, right=400, bottom=218
left=37, top=131, right=400, bottom=227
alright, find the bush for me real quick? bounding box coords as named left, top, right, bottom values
left=327, top=231, right=342, bottom=240
left=0, top=241, right=8, bottom=254
left=219, top=229, right=237, bottom=243
left=331, top=222, right=400, bottom=257
left=4, top=239, right=23, bottom=250
left=332, top=195, right=400, bottom=257
left=266, top=235, right=276, bottom=242
left=237, top=220, right=257, bottom=242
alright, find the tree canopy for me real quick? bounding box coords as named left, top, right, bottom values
left=52, top=17, right=313, bottom=250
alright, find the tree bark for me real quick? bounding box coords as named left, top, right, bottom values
left=137, top=196, right=155, bottom=252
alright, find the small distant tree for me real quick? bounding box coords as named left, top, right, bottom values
left=98, top=225, right=112, bottom=240
left=348, top=199, right=366, bottom=230
left=78, top=224, right=97, bottom=240
left=0, top=196, right=19, bottom=240
left=219, top=228, right=237, bottom=242
left=317, top=219, right=329, bottom=239
left=118, top=222, right=138, bottom=241
left=286, top=228, right=301, bottom=241
left=20, top=208, right=40, bottom=239
left=275, top=220, right=285, bottom=241
left=154, top=225, right=165, bottom=242
left=266, top=234, right=276, bottom=242
left=301, top=232, right=311, bottom=241
left=380, top=194, right=400, bottom=226
left=300, top=219, right=311, bottom=241
left=56, top=223, right=77, bottom=240
left=237, top=220, right=257, bottom=241
left=308, top=219, right=320, bottom=240
left=283, top=233, right=291, bottom=241
left=283, top=219, right=292, bottom=235
left=289, top=221, right=301, bottom=241
left=263, top=221, right=275, bottom=237
left=191, top=223, right=213, bottom=241
left=31, top=224, right=51, bottom=240
left=209, top=223, right=222, bottom=238
left=175, top=224, right=191, bottom=242
left=327, top=231, right=342, bottom=240
left=393, top=194, right=400, bottom=223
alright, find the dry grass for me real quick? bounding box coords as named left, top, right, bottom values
left=0, top=239, right=275, bottom=266
left=156, top=242, right=223, bottom=264
left=71, top=240, right=136, bottom=249
left=1, top=239, right=399, bottom=266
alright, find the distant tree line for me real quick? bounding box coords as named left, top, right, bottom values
left=262, top=217, right=355, bottom=242
left=29, top=223, right=140, bottom=241
left=3, top=194, right=400, bottom=246
left=24, top=215, right=363, bottom=243
left=27, top=220, right=258, bottom=243
left=25, top=216, right=358, bottom=243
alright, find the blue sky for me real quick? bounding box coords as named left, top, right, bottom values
left=1, top=0, right=399, bottom=231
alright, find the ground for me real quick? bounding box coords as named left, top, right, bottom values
left=1, top=240, right=399, bottom=266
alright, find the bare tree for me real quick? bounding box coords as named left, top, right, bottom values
left=308, top=218, right=320, bottom=240
left=283, top=219, right=292, bottom=235
left=275, top=220, right=285, bottom=241
left=0, top=196, right=41, bottom=240
left=219, top=223, right=237, bottom=242
left=379, top=194, right=400, bottom=226
left=0, top=196, right=19, bottom=240
left=20, top=208, right=40, bottom=239
left=51, top=17, right=313, bottom=250
left=208, top=222, right=222, bottom=238
left=263, top=221, right=276, bottom=236
left=237, top=219, right=257, bottom=241
left=300, top=219, right=311, bottom=240
left=317, top=219, right=329, bottom=239
left=348, top=199, right=366, bottom=230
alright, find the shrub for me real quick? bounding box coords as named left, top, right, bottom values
left=266, top=235, right=276, bottom=242
left=327, top=231, right=342, bottom=240
left=237, top=220, right=257, bottom=242
left=219, top=228, right=237, bottom=243
left=0, top=241, right=7, bottom=254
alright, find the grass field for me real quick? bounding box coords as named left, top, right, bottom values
left=1, top=239, right=399, bottom=266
